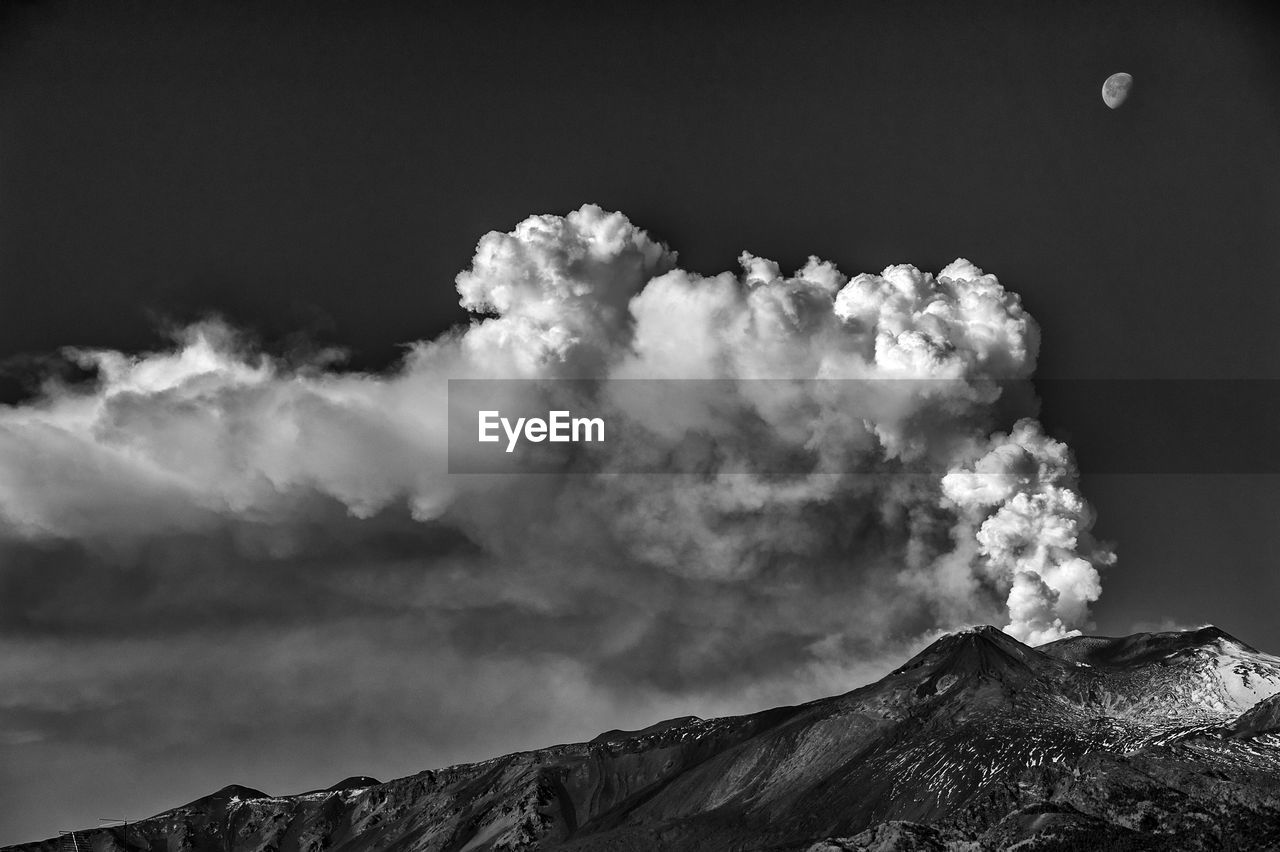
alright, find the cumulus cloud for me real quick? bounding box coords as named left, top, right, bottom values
left=0, top=205, right=1114, bottom=826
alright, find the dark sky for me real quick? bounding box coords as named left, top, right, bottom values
left=1, top=0, right=1279, bottom=843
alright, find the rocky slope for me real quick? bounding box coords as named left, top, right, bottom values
left=9, top=626, right=1280, bottom=852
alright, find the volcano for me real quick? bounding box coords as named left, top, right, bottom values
left=9, top=626, right=1280, bottom=852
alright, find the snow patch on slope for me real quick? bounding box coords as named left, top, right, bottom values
left=1208, top=638, right=1280, bottom=712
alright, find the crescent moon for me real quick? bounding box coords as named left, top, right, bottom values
left=1102, top=72, right=1133, bottom=109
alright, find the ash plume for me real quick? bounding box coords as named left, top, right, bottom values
left=0, top=205, right=1113, bottom=716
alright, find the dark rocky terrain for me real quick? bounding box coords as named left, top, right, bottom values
left=9, top=626, right=1280, bottom=852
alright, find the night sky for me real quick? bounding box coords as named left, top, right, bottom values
left=1, top=0, right=1278, bottom=843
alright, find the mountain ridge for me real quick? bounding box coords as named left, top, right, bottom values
left=9, top=625, right=1280, bottom=852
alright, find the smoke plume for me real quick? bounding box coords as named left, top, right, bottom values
left=0, top=204, right=1113, bottom=709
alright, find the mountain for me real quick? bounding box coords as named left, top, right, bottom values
left=8, top=626, right=1280, bottom=852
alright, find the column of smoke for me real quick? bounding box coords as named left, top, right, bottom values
left=0, top=205, right=1114, bottom=686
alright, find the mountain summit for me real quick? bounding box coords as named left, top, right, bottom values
left=9, top=626, right=1280, bottom=852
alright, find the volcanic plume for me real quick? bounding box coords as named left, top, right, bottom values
left=0, top=205, right=1112, bottom=645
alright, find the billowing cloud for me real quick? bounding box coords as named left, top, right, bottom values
left=0, top=205, right=1113, bottom=833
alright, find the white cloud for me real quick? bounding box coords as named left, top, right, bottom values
left=0, top=204, right=1114, bottom=709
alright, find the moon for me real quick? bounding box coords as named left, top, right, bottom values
left=1102, top=72, right=1133, bottom=109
